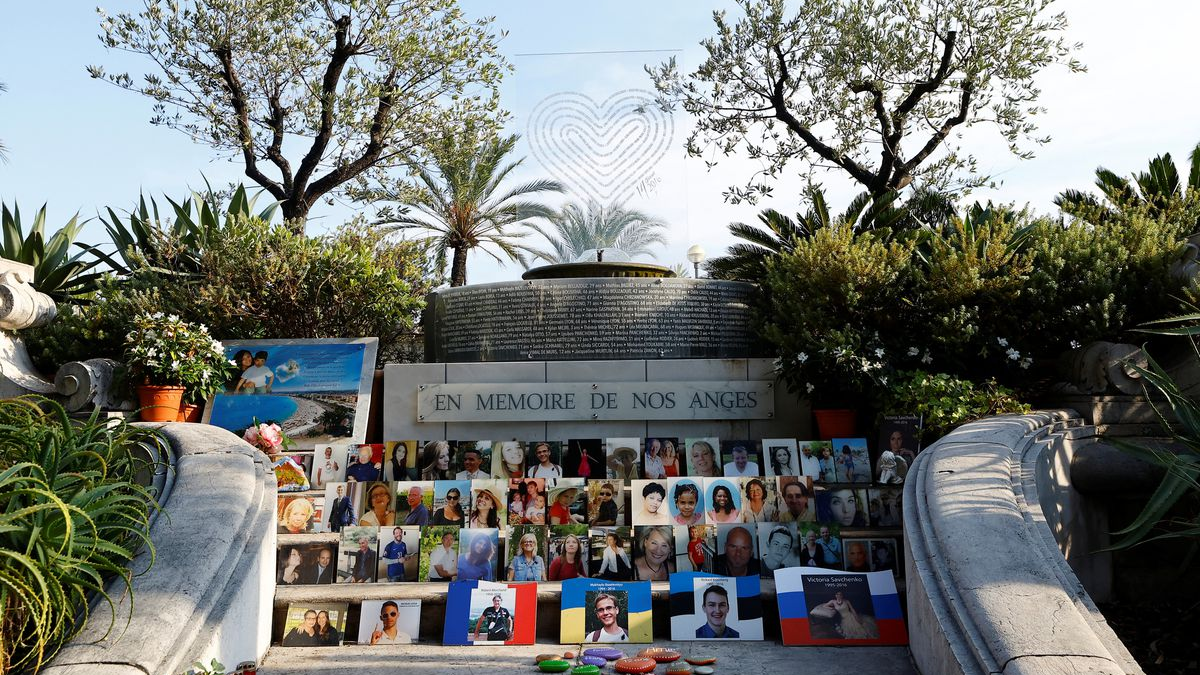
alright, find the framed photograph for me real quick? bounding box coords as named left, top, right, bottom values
left=816, top=487, right=869, bottom=528
left=277, top=542, right=337, bottom=585
left=642, top=437, right=681, bottom=479
left=469, top=480, right=508, bottom=531
left=777, top=476, right=816, bottom=524
left=457, top=528, right=501, bottom=582
left=337, top=526, right=378, bottom=583
left=505, top=524, right=549, bottom=581
left=869, top=538, right=900, bottom=578
left=605, top=437, right=642, bottom=482
left=377, top=525, right=421, bottom=582
left=762, top=438, right=799, bottom=477
left=775, top=568, right=907, bottom=645
left=830, top=438, right=871, bottom=483
left=493, top=440, right=527, bottom=479
left=630, top=480, right=670, bottom=526
left=711, top=523, right=760, bottom=577
left=344, top=443, right=384, bottom=483
left=455, top=440, right=493, bottom=480
left=675, top=524, right=715, bottom=573
left=280, top=603, right=349, bottom=647
left=356, top=480, right=395, bottom=528
left=684, top=437, right=721, bottom=478
left=796, top=441, right=826, bottom=479
left=277, top=495, right=317, bottom=535
left=797, top=524, right=843, bottom=569
left=878, top=414, right=921, bottom=467
left=666, top=477, right=705, bottom=526
left=525, top=441, right=564, bottom=479
left=394, top=481, right=434, bottom=527
left=586, top=480, right=625, bottom=527
left=443, top=580, right=537, bottom=646
left=310, top=443, right=347, bottom=490
left=740, top=476, right=780, bottom=523
left=430, top=480, right=470, bottom=527
left=207, top=338, right=378, bottom=449
left=563, top=438, right=605, bottom=480
left=868, top=487, right=903, bottom=527
left=703, top=477, right=743, bottom=524
left=668, top=573, right=764, bottom=641
left=719, top=440, right=762, bottom=478
left=589, top=526, right=634, bottom=581
left=757, top=522, right=799, bottom=577
left=548, top=524, right=590, bottom=581
left=358, top=599, right=421, bottom=645
left=547, top=478, right=587, bottom=526
left=420, top=525, right=461, bottom=582
left=631, top=525, right=676, bottom=581
left=416, top=440, right=454, bottom=481
left=842, top=538, right=900, bottom=577
left=320, top=481, right=362, bottom=534
left=561, top=579, right=653, bottom=643
left=384, top=440, right=418, bottom=481
left=508, top=477, right=546, bottom=526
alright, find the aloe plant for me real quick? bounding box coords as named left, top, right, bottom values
left=0, top=397, right=165, bottom=673
left=0, top=203, right=106, bottom=302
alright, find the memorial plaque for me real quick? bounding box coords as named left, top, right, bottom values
left=416, top=380, right=775, bottom=422
left=423, top=278, right=763, bottom=362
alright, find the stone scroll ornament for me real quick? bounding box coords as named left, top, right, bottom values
left=1055, top=341, right=1148, bottom=395
left=0, top=259, right=56, bottom=397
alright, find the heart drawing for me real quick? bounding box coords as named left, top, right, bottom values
left=527, top=89, right=674, bottom=204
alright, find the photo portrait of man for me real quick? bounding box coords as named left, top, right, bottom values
left=347, top=536, right=376, bottom=583
left=845, top=540, right=871, bottom=572
left=346, top=445, right=382, bottom=482
left=472, top=594, right=513, bottom=642
left=427, top=530, right=458, bottom=582
left=586, top=592, right=629, bottom=642
left=713, top=526, right=760, bottom=577
left=695, top=584, right=739, bottom=638
left=403, top=485, right=430, bottom=526
left=457, top=446, right=488, bottom=480
left=368, top=600, right=413, bottom=645
left=779, top=478, right=814, bottom=523
left=302, top=545, right=336, bottom=584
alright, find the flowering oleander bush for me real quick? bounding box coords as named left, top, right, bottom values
left=123, top=312, right=232, bottom=403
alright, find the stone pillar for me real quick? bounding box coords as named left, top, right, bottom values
left=0, top=259, right=56, bottom=397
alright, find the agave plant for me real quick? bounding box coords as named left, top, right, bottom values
left=0, top=203, right=106, bottom=302
left=0, top=397, right=165, bottom=672
left=1055, top=141, right=1200, bottom=230
left=83, top=182, right=279, bottom=277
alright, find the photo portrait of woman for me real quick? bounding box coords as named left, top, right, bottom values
left=494, top=441, right=526, bottom=479
left=686, top=438, right=721, bottom=478
left=564, top=439, right=604, bottom=479
left=507, top=529, right=547, bottom=581
left=469, top=484, right=504, bottom=530
left=430, top=482, right=468, bottom=526
left=740, top=478, right=778, bottom=523
left=632, top=525, right=675, bottom=581
left=631, top=480, right=669, bottom=526
left=457, top=529, right=498, bottom=582
left=764, top=439, right=799, bottom=477
left=278, top=545, right=305, bottom=585
left=704, top=479, right=741, bottom=524
left=668, top=478, right=705, bottom=526
left=314, top=609, right=341, bottom=646
left=816, top=488, right=869, bottom=527
left=358, top=482, right=395, bottom=527
left=278, top=496, right=316, bottom=534
left=593, top=530, right=633, bottom=581
left=387, top=440, right=416, bottom=481
left=420, top=440, right=453, bottom=481
left=548, top=533, right=589, bottom=581
left=661, top=439, right=682, bottom=478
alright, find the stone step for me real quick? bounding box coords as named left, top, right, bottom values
left=259, top=639, right=917, bottom=675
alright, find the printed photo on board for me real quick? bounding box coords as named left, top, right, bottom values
left=631, top=525, right=676, bottom=581
left=758, top=522, right=799, bottom=577
left=830, top=438, right=871, bottom=483
left=547, top=479, right=587, bottom=526
left=378, top=526, right=420, bottom=582
left=868, top=487, right=903, bottom=527
left=280, top=603, right=348, bottom=647
left=506, top=525, right=549, bottom=582
left=277, top=542, right=337, bottom=586
left=337, top=526, right=378, bottom=583
left=763, top=438, right=799, bottom=477
left=548, top=525, right=590, bottom=581
left=525, top=441, right=564, bottom=479
left=418, top=440, right=454, bottom=481
left=430, top=480, right=470, bottom=526
left=606, top=438, right=642, bottom=482
left=740, top=477, right=780, bottom=523
left=457, top=528, right=500, bottom=583
left=712, top=524, right=760, bottom=577
left=817, top=488, right=869, bottom=528
left=358, top=599, right=421, bottom=645
left=777, top=476, right=816, bottom=524
left=455, top=441, right=493, bottom=480
left=630, top=480, right=670, bottom=526
left=676, top=524, right=716, bottom=573
left=704, top=478, right=743, bottom=524
left=385, top=440, right=418, bottom=481
left=310, top=443, right=347, bottom=489
left=667, top=477, right=705, bottom=526
left=685, top=438, right=721, bottom=478
left=564, top=439, right=605, bottom=479
left=720, top=440, right=762, bottom=478
left=642, top=437, right=681, bottom=479
left=590, top=526, right=634, bottom=581
left=493, top=440, right=527, bottom=479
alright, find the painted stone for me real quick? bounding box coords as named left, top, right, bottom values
left=539, top=660, right=572, bottom=673
left=638, top=647, right=681, bottom=662
left=583, top=647, right=624, bottom=661
left=614, top=657, right=657, bottom=674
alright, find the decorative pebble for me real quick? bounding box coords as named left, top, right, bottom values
left=539, top=660, right=572, bottom=673
left=583, top=647, right=624, bottom=661
left=563, top=651, right=577, bottom=659
left=614, top=657, right=657, bottom=674
left=536, top=654, right=561, bottom=664
left=572, top=667, right=602, bottom=675
left=666, top=664, right=693, bottom=675
left=685, top=657, right=717, bottom=666
left=638, top=647, right=681, bottom=663
left=580, top=655, right=608, bottom=667
left=693, top=667, right=715, bottom=675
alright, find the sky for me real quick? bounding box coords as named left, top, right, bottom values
left=2, top=1, right=1199, bottom=285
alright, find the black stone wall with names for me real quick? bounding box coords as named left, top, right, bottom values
left=424, top=278, right=763, bottom=362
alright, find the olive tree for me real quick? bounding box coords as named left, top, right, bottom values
left=649, top=0, right=1084, bottom=204
left=90, top=0, right=509, bottom=228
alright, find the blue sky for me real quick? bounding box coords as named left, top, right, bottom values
left=2, top=1, right=1199, bottom=285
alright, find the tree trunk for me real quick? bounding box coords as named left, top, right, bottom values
left=450, top=246, right=469, bottom=287
left=279, top=196, right=309, bottom=235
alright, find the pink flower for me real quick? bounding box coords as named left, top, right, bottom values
left=259, top=423, right=283, bottom=449
left=243, top=426, right=260, bottom=446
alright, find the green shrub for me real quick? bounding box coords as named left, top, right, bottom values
left=879, top=370, right=1030, bottom=443
left=0, top=397, right=165, bottom=673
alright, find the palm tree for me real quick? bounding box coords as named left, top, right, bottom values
left=383, top=132, right=563, bottom=286
left=529, top=199, right=669, bottom=264
left=1056, top=142, right=1200, bottom=227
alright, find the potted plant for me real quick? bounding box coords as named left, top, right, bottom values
left=123, top=312, right=231, bottom=422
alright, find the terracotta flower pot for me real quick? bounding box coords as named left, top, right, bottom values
left=137, top=385, right=185, bottom=422
left=813, top=408, right=857, bottom=439
left=177, top=403, right=203, bottom=423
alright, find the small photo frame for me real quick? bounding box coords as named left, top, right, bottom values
left=806, top=441, right=837, bottom=483
left=605, top=437, right=642, bottom=482
left=320, top=481, right=362, bottom=533
left=842, top=538, right=875, bottom=573
left=508, top=477, right=546, bottom=526
left=384, top=440, right=418, bottom=481
left=720, top=440, right=762, bottom=478
left=684, top=437, right=721, bottom=478
left=776, top=568, right=907, bottom=645
left=377, top=525, right=421, bottom=582
left=816, top=487, right=869, bottom=528
left=547, top=478, right=588, bottom=526
left=444, top=580, right=537, bottom=646
left=869, top=538, right=901, bottom=577
left=703, top=477, right=743, bottom=524
left=868, top=487, right=903, bottom=527
left=589, top=526, right=634, bottom=581
left=796, top=441, right=825, bottom=479
left=358, top=599, right=421, bottom=645
left=420, top=525, right=461, bottom=582
left=642, top=437, right=681, bottom=479
left=561, top=579, right=653, bottom=643
left=394, top=481, right=434, bottom=527
left=630, top=479, right=670, bottom=526
left=712, top=523, right=760, bottom=577
left=586, top=479, right=626, bottom=527
left=281, top=603, right=349, bottom=647
left=830, top=438, right=871, bottom=483
left=457, top=528, right=500, bottom=582
left=797, top=524, right=843, bottom=569
left=778, top=476, right=816, bottom=524
left=430, top=480, right=470, bottom=527
left=455, top=440, right=493, bottom=480
left=762, top=438, right=799, bottom=477
left=676, top=524, right=716, bottom=573
left=310, top=443, right=348, bottom=490
left=631, top=525, right=676, bottom=581
left=563, top=438, right=605, bottom=479
left=277, top=542, right=337, bottom=585
left=548, top=524, right=590, bottom=581
left=668, top=573, right=764, bottom=641
left=740, top=477, right=780, bottom=523
left=466, top=586, right=517, bottom=645
left=357, top=480, right=396, bottom=528
left=277, top=495, right=317, bottom=535
left=416, top=440, right=454, bottom=481
left=337, top=526, right=379, bottom=583
left=667, top=477, right=705, bottom=526
left=525, top=441, right=564, bottom=479
left=505, top=524, right=549, bottom=581
left=878, top=414, right=921, bottom=467
left=758, top=522, right=799, bottom=577
left=493, top=440, right=527, bottom=479
left=345, top=443, right=385, bottom=483
left=469, top=480, right=508, bottom=531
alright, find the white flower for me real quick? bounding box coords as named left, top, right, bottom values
left=1070, top=340, right=1080, bottom=349
left=920, top=352, right=933, bottom=365
left=880, top=376, right=888, bottom=386
left=874, top=348, right=885, bottom=358
left=1019, top=357, right=1033, bottom=370
left=997, top=337, right=1008, bottom=347
left=805, top=383, right=815, bottom=393
left=797, top=352, right=808, bottom=364
left=907, top=347, right=919, bottom=357
left=1006, top=347, right=1020, bottom=361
